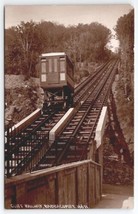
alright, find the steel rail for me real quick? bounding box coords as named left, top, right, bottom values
left=54, top=60, right=118, bottom=165
left=5, top=59, right=116, bottom=177
left=34, top=60, right=118, bottom=170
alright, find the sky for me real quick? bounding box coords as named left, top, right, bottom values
left=5, top=4, right=133, bottom=51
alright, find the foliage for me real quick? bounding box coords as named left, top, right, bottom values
left=5, top=21, right=42, bottom=78
left=5, top=27, right=22, bottom=75
left=115, top=9, right=134, bottom=143
left=5, top=20, right=112, bottom=77
left=15, top=21, right=43, bottom=78
left=115, top=9, right=134, bottom=99
left=115, top=9, right=134, bottom=76
left=116, top=9, right=134, bottom=50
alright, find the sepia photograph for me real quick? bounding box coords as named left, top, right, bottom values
left=4, top=4, right=134, bottom=209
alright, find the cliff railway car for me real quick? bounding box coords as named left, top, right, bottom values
left=40, top=52, right=74, bottom=109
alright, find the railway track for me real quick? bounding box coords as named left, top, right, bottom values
left=5, top=59, right=118, bottom=177
left=33, top=59, right=118, bottom=170
left=5, top=106, right=66, bottom=175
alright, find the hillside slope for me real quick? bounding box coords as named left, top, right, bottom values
left=5, top=75, right=44, bottom=126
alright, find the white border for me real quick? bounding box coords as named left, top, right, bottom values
left=1, top=1, right=137, bottom=214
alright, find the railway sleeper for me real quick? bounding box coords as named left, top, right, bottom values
left=81, top=126, right=94, bottom=130
left=71, top=119, right=83, bottom=122
left=66, top=126, right=76, bottom=130
left=79, top=131, right=91, bottom=134
left=58, top=136, right=71, bottom=141
left=62, top=131, right=73, bottom=135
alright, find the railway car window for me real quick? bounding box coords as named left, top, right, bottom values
left=60, top=73, right=65, bottom=81
left=60, top=59, right=65, bottom=72
left=41, top=74, right=46, bottom=82
left=54, top=58, right=58, bottom=72
left=49, top=58, right=52, bottom=72
left=41, top=61, right=46, bottom=73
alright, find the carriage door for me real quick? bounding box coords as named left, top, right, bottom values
left=47, top=57, right=59, bottom=84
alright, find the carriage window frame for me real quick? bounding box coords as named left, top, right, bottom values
left=60, top=58, right=65, bottom=72
left=41, top=59, right=47, bottom=73
left=48, top=58, right=52, bottom=73
left=60, top=73, right=66, bottom=81
left=54, top=58, right=58, bottom=72
left=41, top=74, right=46, bottom=82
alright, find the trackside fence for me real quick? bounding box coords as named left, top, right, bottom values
left=5, top=159, right=102, bottom=209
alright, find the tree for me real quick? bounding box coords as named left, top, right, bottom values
left=115, top=9, right=134, bottom=97
left=5, top=21, right=44, bottom=77
left=15, top=21, right=42, bottom=78
left=5, top=27, right=23, bottom=74
left=115, top=9, right=134, bottom=144
left=5, top=20, right=112, bottom=77
left=115, top=9, right=134, bottom=72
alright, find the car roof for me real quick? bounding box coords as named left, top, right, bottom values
left=41, top=52, right=66, bottom=57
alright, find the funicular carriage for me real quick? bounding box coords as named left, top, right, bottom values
left=40, top=52, right=74, bottom=109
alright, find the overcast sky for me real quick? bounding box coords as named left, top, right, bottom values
left=5, top=4, right=133, bottom=51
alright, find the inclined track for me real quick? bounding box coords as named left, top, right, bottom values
left=5, top=60, right=117, bottom=177
left=34, top=60, right=118, bottom=170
